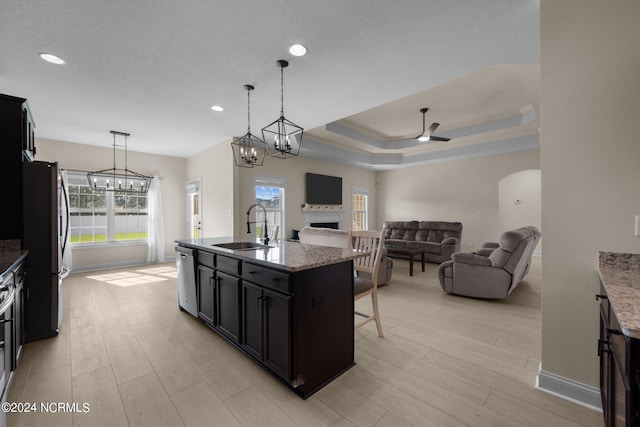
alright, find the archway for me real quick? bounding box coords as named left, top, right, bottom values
left=498, top=169, right=541, bottom=254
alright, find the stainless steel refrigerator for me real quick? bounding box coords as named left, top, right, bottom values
left=22, top=161, right=68, bottom=342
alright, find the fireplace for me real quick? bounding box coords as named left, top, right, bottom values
left=302, top=204, right=344, bottom=229
left=310, top=222, right=339, bottom=229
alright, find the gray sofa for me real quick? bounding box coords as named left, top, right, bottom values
left=438, top=226, right=541, bottom=299
left=383, top=221, right=462, bottom=264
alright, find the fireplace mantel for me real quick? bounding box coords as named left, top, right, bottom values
left=302, top=204, right=345, bottom=228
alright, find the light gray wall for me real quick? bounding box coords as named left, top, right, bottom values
left=234, top=155, right=377, bottom=238
left=34, top=137, right=187, bottom=270
left=375, top=149, right=540, bottom=251
left=186, top=139, right=235, bottom=238
left=540, top=0, right=640, bottom=386
left=498, top=169, right=541, bottom=252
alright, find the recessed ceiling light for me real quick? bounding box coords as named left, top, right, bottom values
left=38, top=52, right=66, bottom=65
left=211, top=105, right=224, bottom=112
left=288, top=44, right=307, bottom=57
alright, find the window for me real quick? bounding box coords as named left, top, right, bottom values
left=67, top=171, right=148, bottom=244
left=254, top=177, right=286, bottom=241
left=352, top=187, right=369, bottom=231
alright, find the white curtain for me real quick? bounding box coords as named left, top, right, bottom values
left=147, top=176, right=165, bottom=263
left=60, top=169, right=73, bottom=275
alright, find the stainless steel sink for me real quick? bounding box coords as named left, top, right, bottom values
left=212, top=242, right=272, bottom=251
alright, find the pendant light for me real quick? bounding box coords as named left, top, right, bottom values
left=262, top=60, right=303, bottom=159
left=231, top=85, right=267, bottom=168
left=87, top=131, right=152, bottom=193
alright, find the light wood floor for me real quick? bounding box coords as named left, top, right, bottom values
left=6, top=257, right=603, bottom=427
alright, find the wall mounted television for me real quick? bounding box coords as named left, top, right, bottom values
left=306, top=173, right=342, bottom=205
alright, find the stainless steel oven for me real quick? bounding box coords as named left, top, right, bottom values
left=0, top=274, right=15, bottom=396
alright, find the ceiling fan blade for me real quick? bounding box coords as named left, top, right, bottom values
left=387, top=111, right=451, bottom=143
left=387, top=134, right=422, bottom=143
left=429, top=136, right=450, bottom=142
left=423, top=123, right=450, bottom=142
left=427, top=122, right=440, bottom=134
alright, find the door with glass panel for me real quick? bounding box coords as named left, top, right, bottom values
left=186, top=178, right=202, bottom=239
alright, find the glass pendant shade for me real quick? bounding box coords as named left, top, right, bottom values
left=231, top=85, right=267, bottom=168
left=87, top=131, right=152, bottom=193
left=262, top=60, right=303, bottom=159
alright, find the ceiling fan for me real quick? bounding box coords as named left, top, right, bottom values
left=389, top=107, right=450, bottom=143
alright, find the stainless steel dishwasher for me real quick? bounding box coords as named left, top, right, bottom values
left=175, top=246, right=197, bottom=317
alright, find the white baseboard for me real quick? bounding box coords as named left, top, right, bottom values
left=70, top=257, right=176, bottom=274
left=536, top=368, right=602, bottom=412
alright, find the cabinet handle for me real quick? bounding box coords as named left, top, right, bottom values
left=595, top=294, right=608, bottom=301
left=273, top=278, right=281, bottom=283
left=598, top=339, right=610, bottom=357
left=256, top=295, right=270, bottom=309
left=606, top=328, right=622, bottom=336
left=248, top=271, right=258, bottom=275
left=210, top=276, right=220, bottom=288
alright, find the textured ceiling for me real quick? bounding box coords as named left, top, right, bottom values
left=0, top=0, right=540, bottom=164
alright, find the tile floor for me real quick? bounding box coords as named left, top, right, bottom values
left=5, top=258, right=603, bottom=426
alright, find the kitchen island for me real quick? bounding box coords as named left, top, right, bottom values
left=175, top=236, right=364, bottom=399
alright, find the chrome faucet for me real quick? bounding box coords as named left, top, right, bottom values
left=246, top=203, right=269, bottom=244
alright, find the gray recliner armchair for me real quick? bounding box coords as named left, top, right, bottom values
left=438, top=226, right=541, bottom=299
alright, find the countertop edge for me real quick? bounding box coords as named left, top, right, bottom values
left=176, top=238, right=364, bottom=273
left=598, top=251, right=640, bottom=339
left=0, top=250, right=29, bottom=281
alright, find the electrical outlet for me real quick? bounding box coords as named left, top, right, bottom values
left=635, top=215, right=640, bottom=237
left=469, top=241, right=475, bottom=248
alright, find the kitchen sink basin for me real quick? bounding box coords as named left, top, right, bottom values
left=212, top=242, right=272, bottom=251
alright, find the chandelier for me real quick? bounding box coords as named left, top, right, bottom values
left=231, top=85, right=267, bottom=168
left=87, top=131, right=152, bottom=193
left=262, top=60, right=303, bottom=159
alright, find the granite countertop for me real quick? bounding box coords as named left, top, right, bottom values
left=176, top=236, right=365, bottom=272
left=0, top=240, right=28, bottom=281
left=598, top=251, right=640, bottom=338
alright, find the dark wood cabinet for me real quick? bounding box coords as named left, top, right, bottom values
left=0, top=94, right=35, bottom=241
left=241, top=280, right=292, bottom=382
left=262, top=287, right=292, bottom=380
left=241, top=281, right=263, bottom=360
left=196, top=252, right=242, bottom=341
left=197, top=265, right=215, bottom=325
left=600, top=293, right=613, bottom=423
left=598, top=286, right=640, bottom=426
left=215, top=271, right=241, bottom=344
left=183, top=242, right=355, bottom=399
